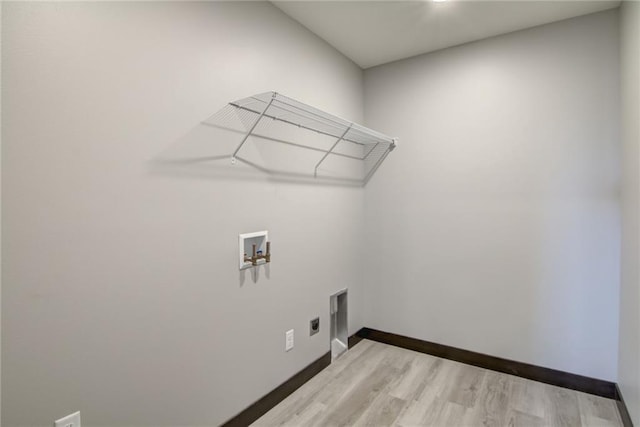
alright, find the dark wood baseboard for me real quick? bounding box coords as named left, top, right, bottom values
left=615, top=384, right=635, bottom=427
left=348, top=331, right=365, bottom=348
left=222, top=332, right=364, bottom=426
left=221, top=351, right=331, bottom=426
left=356, top=327, right=618, bottom=400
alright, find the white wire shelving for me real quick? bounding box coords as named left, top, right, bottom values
left=204, top=91, right=397, bottom=185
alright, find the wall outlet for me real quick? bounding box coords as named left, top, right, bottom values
left=310, top=317, right=320, bottom=336
left=54, top=411, right=81, bottom=427
left=285, top=329, right=294, bottom=351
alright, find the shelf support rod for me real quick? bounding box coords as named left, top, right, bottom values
left=314, top=124, right=352, bottom=178
left=231, top=93, right=276, bottom=161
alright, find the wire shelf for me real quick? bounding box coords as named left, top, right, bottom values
left=203, top=92, right=396, bottom=185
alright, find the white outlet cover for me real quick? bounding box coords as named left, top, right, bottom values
left=285, top=329, right=294, bottom=351
left=55, top=411, right=81, bottom=427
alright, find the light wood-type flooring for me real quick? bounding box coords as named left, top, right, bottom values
left=253, top=339, right=622, bottom=426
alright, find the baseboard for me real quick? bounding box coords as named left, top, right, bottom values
left=348, top=331, right=365, bottom=348
left=615, top=384, right=635, bottom=427
left=357, top=327, right=618, bottom=400
left=221, top=332, right=364, bottom=426
left=221, top=351, right=330, bottom=426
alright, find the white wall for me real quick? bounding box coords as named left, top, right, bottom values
left=2, top=2, right=630, bottom=425
left=1, top=2, right=364, bottom=426
left=619, top=1, right=640, bottom=424
left=363, top=10, right=620, bottom=381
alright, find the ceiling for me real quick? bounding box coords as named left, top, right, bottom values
left=273, top=0, right=621, bottom=69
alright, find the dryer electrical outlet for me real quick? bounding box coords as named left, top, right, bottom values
left=310, top=317, right=320, bottom=336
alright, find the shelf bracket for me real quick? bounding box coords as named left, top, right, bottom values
left=363, top=140, right=396, bottom=185
left=314, top=124, right=352, bottom=177
left=231, top=93, right=277, bottom=162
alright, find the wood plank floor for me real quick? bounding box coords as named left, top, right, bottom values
left=253, top=339, right=622, bottom=426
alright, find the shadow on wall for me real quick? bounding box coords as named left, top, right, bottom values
left=148, top=121, right=363, bottom=187
left=239, top=263, right=271, bottom=287
left=148, top=92, right=394, bottom=188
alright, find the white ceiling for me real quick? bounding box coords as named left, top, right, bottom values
left=273, top=0, right=621, bottom=69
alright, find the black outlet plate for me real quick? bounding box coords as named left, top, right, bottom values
left=310, top=317, right=320, bottom=336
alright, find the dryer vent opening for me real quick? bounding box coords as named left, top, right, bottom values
left=330, top=289, right=348, bottom=361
